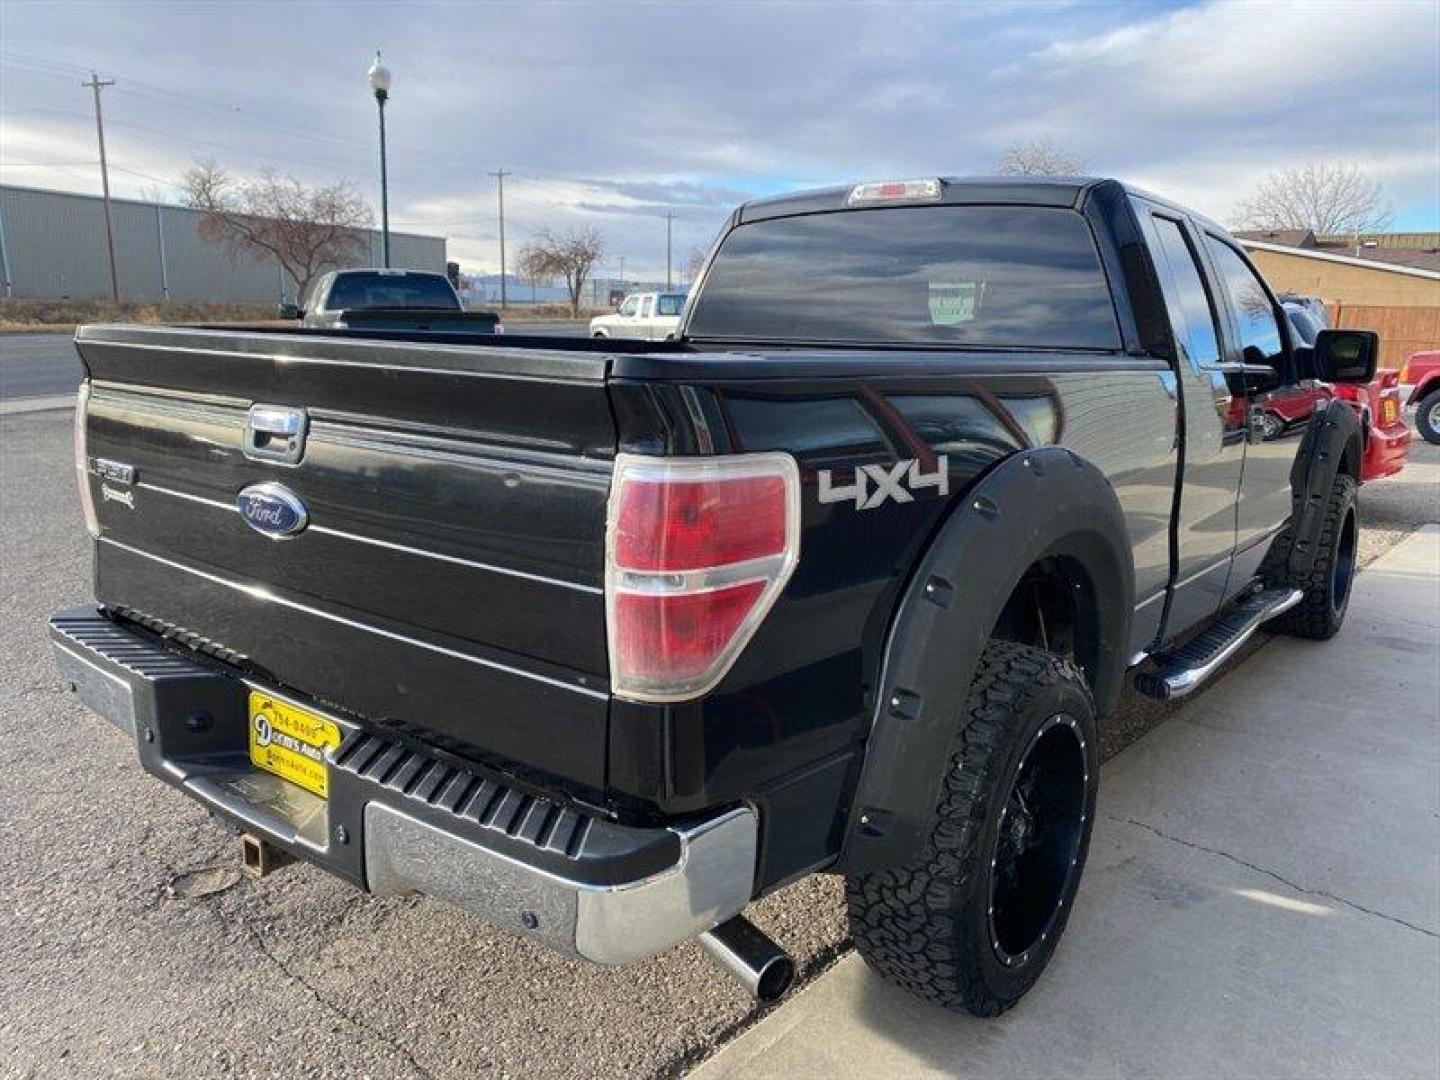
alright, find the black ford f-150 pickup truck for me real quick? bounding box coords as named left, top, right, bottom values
left=51, top=176, right=1378, bottom=1014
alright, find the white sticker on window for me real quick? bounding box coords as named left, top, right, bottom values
left=928, top=281, right=985, bottom=325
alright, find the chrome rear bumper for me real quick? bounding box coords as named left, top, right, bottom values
left=49, top=606, right=757, bottom=964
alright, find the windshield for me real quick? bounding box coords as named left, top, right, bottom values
left=686, top=205, right=1120, bottom=349
left=327, top=272, right=460, bottom=311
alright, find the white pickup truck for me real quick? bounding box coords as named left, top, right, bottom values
left=588, top=291, right=687, bottom=340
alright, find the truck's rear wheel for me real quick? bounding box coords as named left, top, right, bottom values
left=846, top=641, right=1097, bottom=1015
left=1264, top=473, right=1358, bottom=640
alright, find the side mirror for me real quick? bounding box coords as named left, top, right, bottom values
left=1310, top=328, right=1378, bottom=384
left=277, top=302, right=301, bottom=320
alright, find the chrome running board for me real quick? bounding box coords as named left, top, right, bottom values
left=1134, top=587, right=1303, bottom=701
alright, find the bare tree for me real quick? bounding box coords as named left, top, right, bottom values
left=1235, top=162, right=1391, bottom=237
left=517, top=227, right=604, bottom=315
left=996, top=137, right=1084, bottom=177
left=181, top=159, right=373, bottom=300
left=684, top=245, right=708, bottom=284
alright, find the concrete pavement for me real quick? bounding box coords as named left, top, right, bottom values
left=695, top=527, right=1440, bottom=1080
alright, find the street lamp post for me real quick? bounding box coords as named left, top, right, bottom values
left=367, top=51, right=392, bottom=268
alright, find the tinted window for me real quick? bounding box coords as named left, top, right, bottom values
left=327, top=272, right=460, bottom=310
left=1205, top=238, right=1283, bottom=363
left=656, top=293, right=686, bottom=316
left=1149, top=216, right=1221, bottom=370
left=687, top=205, right=1120, bottom=349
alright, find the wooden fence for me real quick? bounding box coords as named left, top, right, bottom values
left=1327, top=304, right=1440, bottom=368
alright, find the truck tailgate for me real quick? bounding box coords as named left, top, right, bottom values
left=75, top=325, right=614, bottom=792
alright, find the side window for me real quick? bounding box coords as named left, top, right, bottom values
left=640, top=296, right=654, bottom=318
left=1148, top=216, right=1221, bottom=370
left=1205, top=237, right=1284, bottom=365
left=618, top=296, right=639, bottom=317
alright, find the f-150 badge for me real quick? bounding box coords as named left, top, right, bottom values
left=817, top=456, right=949, bottom=510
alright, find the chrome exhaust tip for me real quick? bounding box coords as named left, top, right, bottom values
left=698, top=915, right=796, bottom=1002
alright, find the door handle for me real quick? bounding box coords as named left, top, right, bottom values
left=243, top=404, right=308, bottom=465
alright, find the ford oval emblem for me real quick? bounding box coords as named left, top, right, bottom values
left=236, top=483, right=309, bottom=538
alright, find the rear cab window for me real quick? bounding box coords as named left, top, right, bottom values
left=686, top=205, right=1121, bottom=349
left=657, top=293, right=686, bottom=317
left=327, top=272, right=461, bottom=310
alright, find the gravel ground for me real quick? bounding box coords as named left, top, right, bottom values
left=1, top=406, right=1434, bottom=1078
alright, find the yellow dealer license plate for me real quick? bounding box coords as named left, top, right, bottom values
left=248, top=691, right=341, bottom=799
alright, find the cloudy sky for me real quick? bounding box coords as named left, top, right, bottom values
left=2, top=0, right=1436, bottom=281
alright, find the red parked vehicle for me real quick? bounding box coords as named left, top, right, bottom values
left=1334, top=369, right=1411, bottom=480
left=1400, top=349, right=1440, bottom=444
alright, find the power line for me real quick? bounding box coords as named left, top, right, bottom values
left=0, top=160, right=99, bottom=168
left=83, top=71, right=120, bottom=303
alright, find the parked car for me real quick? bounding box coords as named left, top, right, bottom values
left=284, top=268, right=503, bottom=333
left=1277, top=292, right=1330, bottom=328
left=54, top=176, right=1377, bottom=1017
left=589, top=291, right=686, bottom=340
left=1283, top=301, right=1326, bottom=347
left=1399, top=349, right=1440, bottom=444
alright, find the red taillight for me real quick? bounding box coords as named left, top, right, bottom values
left=606, top=454, right=800, bottom=702
left=615, top=475, right=787, bottom=570
left=1381, top=393, right=1400, bottom=426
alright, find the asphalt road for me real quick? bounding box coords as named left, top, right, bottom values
left=0, top=323, right=588, bottom=402
left=1, top=404, right=1435, bottom=1078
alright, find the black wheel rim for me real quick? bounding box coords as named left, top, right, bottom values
left=987, top=714, right=1088, bottom=966
left=1332, top=506, right=1357, bottom=612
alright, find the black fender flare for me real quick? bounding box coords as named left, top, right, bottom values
left=1281, top=399, right=1363, bottom=577
left=837, top=446, right=1134, bottom=877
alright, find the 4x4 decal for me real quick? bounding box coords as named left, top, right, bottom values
left=817, top=456, right=949, bottom=510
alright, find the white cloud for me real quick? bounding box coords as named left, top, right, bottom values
left=2, top=0, right=1435, bottom=278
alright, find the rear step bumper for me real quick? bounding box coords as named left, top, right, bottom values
left=48, top=606, right=757, bottom=965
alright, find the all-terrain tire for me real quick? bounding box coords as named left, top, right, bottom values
left=1263, top=473, right=1359, bottom=640
left=1416, top=389, right=1440, bottom=445
left=845, top=641, right=1098, bottom=1016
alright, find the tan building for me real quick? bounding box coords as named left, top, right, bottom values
left=1237, top=238, right=1440, bottom=367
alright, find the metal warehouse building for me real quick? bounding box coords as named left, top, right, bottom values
left=0, top=184, right=446, bottom=305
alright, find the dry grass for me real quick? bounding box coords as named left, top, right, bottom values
left=496, top=303, right=607, bottom=320
left=0, top=298, right=281, bottom=332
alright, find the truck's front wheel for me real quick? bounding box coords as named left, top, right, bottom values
left=1416, top=389, right=1440, bottom=445
left=846, top=641, right=1098, bottom=1015
left=1264, top=473, right=1359, bottom=640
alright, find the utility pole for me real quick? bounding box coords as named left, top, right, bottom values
left=83, top=72, right=120, bottom=303
left=664, top=212, right=674, bottom=289
left=489, top=168, right=508, bottom=308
